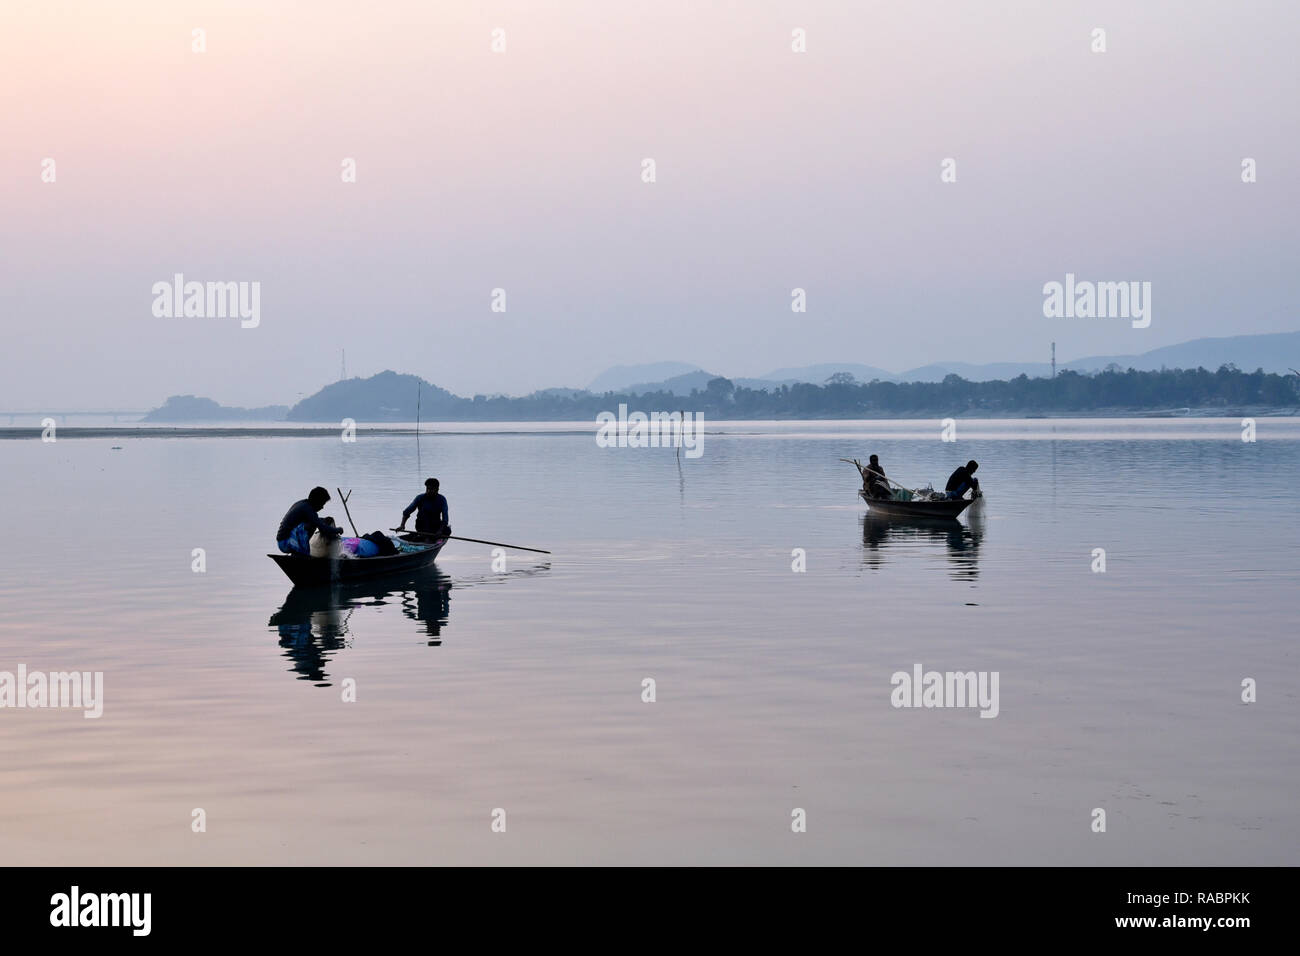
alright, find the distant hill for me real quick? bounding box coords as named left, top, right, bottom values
left=758, top=332, right=1300, bottom=384
left=286, top=371, right=459, bottom=421
left=1063, top=331, right=1300, bottom=375
left=761, top=362, right=897, bottom=384
left=734, top=376, right=790, bottom=390
left=587, top=361, right=701, bottom=392
left=897, top=362, right=1052, bottom=382
left=142, top=395, right=288, bottom=422
left=527, top=387, right=589, bottom=399
left=612, top=370, right=718, bottom=396
left=601, top=370, right=790, bottom=396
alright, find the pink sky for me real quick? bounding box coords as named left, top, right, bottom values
left=2, top=0, right=1297, bottom=407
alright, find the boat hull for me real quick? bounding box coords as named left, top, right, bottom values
left=268, top=538, right=446, bottom=587
left=859, top=491, right=974, bottom=520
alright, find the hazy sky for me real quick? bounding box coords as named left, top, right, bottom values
left=3, top=0, right=1297, bottom=408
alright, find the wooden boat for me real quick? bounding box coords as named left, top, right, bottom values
left=858, top=489, right=975, bottom=520
left=267, top=534, right=446, bottom=587
left=842, top=457, right=977, bottom=520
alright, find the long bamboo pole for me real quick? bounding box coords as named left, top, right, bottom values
left=336, top=487, right=360, bottom=537
left=390, top=529, right=550, bottom=554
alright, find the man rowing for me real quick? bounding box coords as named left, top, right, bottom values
left=276, top=486, right=343, bottom=554
left=398, top=478, right=451, bottom=538
left=945, top=460, right=981, bottom=500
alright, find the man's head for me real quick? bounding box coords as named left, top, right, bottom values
left=966, top=460, right=979, bottom=474
left=425, top=478, right=440, bottom=493
left=868, top=455, right=879, bottom=465
left=307, top=486, right=330, bottom=510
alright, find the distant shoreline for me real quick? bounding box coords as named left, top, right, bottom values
left=0, top=426, right=576, bottom=440
left=4, top=408, right=1297, bottom=440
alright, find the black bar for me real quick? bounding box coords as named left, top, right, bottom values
left=0, top=866, right=1277, bottom=942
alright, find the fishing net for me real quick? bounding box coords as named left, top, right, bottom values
left=906, top=485, right=948, bottom=501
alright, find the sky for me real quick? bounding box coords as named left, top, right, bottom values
left=2, top=0, right=1297, bottom=409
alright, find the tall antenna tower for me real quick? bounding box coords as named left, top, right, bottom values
left=1051, top=342, right=1056, bottom=379
left=341, top=349, right=346, bottom=381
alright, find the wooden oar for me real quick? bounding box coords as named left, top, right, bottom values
left=390, top=529, right=550, bottom=554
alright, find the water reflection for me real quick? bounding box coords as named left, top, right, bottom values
left=268, top=569, right=453, bottom=686
left=860, top=505, right=984, bottom=581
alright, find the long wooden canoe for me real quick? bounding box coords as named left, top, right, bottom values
left=268, top=535, right=446, bottom=586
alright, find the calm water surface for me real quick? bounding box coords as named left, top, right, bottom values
left=0, top=419, right=1296, bottom=864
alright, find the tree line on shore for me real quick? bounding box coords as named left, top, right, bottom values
left=275, top=364, right=1300, bottom=421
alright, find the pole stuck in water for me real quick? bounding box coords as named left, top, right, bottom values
left=337, top=487, right=360, bottom=537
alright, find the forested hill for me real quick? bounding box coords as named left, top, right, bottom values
left=286, top=371, right=461, bottom=421
left=142, top=395, right=289, bottom=422
left=271, top=365, right=1300, bottom=421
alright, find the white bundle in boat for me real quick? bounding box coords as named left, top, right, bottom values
left=309, top=529, right=339, bottom=559
left=309, top=518, right=346, bottom=558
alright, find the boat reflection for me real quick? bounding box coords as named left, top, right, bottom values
left=860, top=504, right=984, bottom=581
left=267, top=569, right=453, bottom=686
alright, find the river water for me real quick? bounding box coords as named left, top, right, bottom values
left=0, top=419, right=1295, bottom=864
